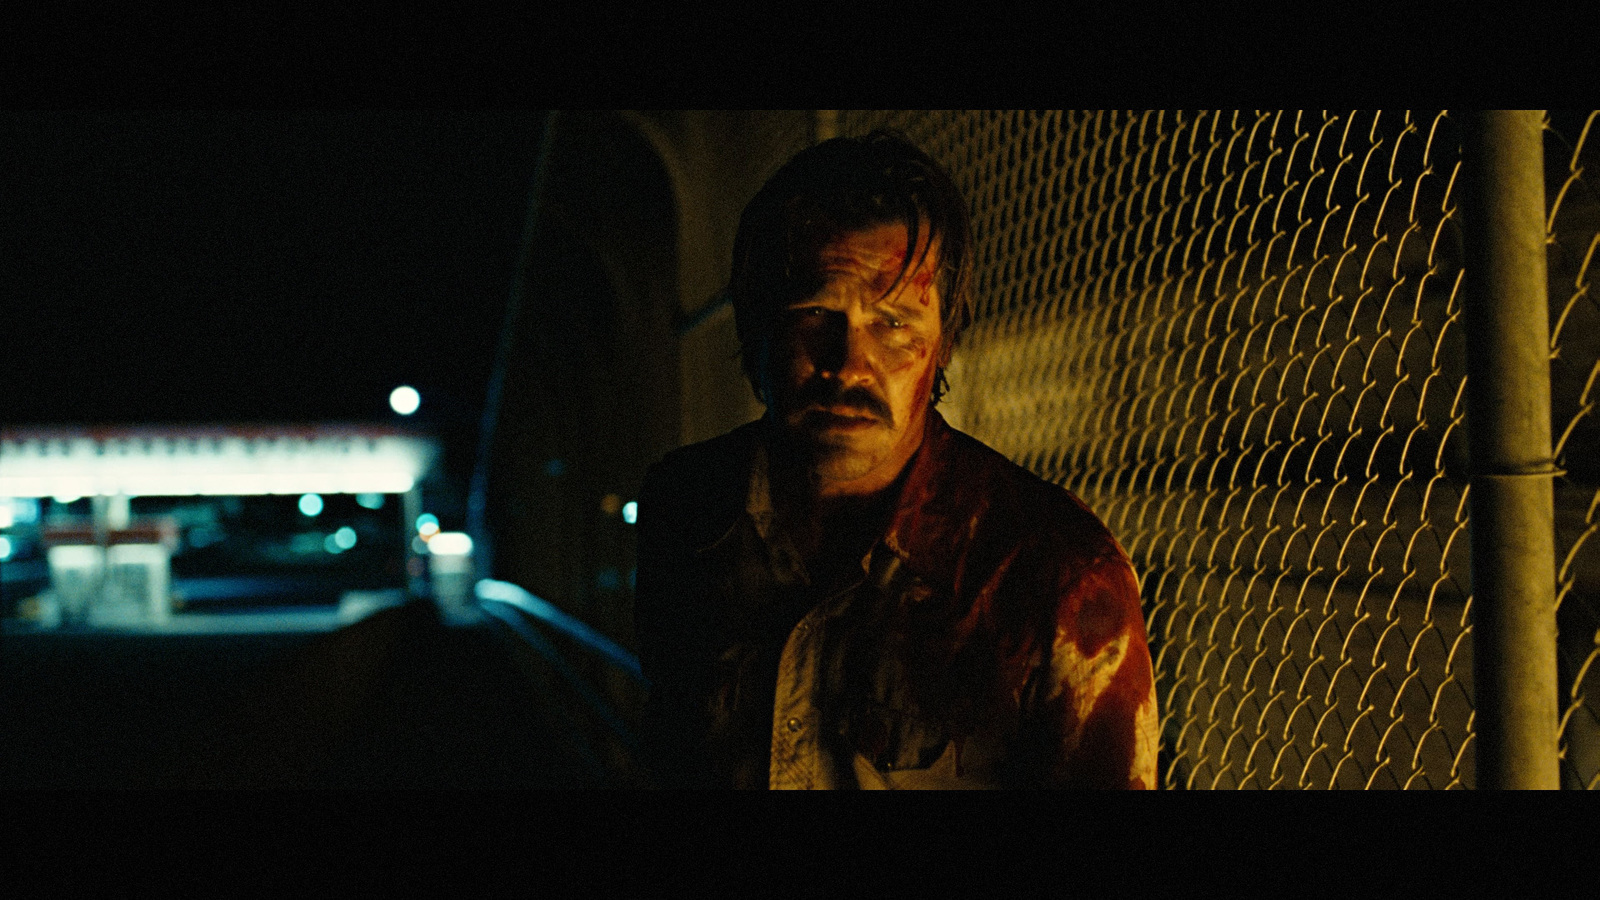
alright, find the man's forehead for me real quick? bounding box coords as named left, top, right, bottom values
left=813, top=222, right=940, bottom=285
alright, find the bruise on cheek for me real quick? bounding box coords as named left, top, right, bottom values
left=878, top=329, right=935, bottom=376
left=907, top=350, right=937, bottom=396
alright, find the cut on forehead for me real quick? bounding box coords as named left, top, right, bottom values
left=816, top=220, right=932, bottom=266
left=811, top=219, right=941, bottom=299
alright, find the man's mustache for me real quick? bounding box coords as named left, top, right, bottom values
left=792, top=380, right=894, bottom=426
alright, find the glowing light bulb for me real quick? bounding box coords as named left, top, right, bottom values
left=428, top=532, right=473, bottom=555
left=622, top=501, right=637, bottom=525
left=390, top=385, right=421, bottom=416
left=334, top=526, right=357, bottom=550
left=416, top=513, right=439, bottom=537
left=299, top=493, right=324, bottom=516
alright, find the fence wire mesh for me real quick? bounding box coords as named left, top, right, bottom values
left=838, top=110, right=1480, bottom=788
left=1547, top=110, right=1600, bottom=791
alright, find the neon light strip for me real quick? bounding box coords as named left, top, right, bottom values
left=0, top=434, right=433, bottom=498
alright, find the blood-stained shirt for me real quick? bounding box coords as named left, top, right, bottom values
left=634, top=410, right=1158, bottom=789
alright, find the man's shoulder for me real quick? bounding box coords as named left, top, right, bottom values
left=646, top=419, right=763, bottom=488
left=638, top=420, right=763, bottom=543
left=933, top=423, right=1126, bottom=565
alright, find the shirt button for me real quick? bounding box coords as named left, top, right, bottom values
left=786, top=717, right=802, bottom=733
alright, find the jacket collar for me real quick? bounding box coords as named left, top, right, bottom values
left=741, top=436, right=809, bottom=585
left=732, top=409, right=977, bottom=595
left=879, top=409, right=992, bottom=595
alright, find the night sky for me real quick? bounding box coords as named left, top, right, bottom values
left=1, top=112, right=547, bottom=457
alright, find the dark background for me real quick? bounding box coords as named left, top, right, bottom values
left=0, top=112, right=645, bottom=788
left=0, top=111, right=548, bottom=500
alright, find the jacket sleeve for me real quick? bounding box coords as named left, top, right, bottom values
left=1031, top=550, right=1159, bottom=789
left=632, top=463, right=681, bottom=787
left=632, top=460, right=721, bottom=789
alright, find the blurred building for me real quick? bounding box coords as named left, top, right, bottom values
left=0, top=424, right=439, bottom=629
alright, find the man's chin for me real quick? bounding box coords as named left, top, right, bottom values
left=790, top=419, right=881, bottom=452
left=806, top=447, right=881, bottom=486
left=781, top=426, right=879, bottom=475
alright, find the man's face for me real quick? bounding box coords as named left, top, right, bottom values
left=770, top=221, right=946, bottom=497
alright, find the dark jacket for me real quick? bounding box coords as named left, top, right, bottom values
left=634, top=410, right=1157, bottom=789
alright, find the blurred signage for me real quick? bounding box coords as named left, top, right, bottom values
left=0, top=425, right=438, bottom=498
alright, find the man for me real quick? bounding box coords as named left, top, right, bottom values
left=634, top=130, right=1157, bottom=789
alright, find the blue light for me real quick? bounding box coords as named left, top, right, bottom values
left=415, top=513, right=439, bottom=535
left=0, top=536, right=12, bottom=561
left=356, top=493, right=385, bottom=510
left=622, top=501, right=637, bottom=524
left=334, top=526, right=357, bottom=550
left=298, top=493, right=324, bottom=517
left=14, top=498, right=39, bottom=524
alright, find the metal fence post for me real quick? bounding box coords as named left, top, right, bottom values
left=1461, top=109, right=1562, bottom=789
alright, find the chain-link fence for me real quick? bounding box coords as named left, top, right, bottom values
left=828, top=109, right=1599, bottom=788
left=1547, top=111, right=1600, bottom=791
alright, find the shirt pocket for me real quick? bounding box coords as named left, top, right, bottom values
left=854, top=738, right=1001, bottom=789
left=843, top=699, right=949, bottom=773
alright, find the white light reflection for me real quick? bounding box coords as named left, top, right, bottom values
left=427, top=532, right=473, bottom=556
left=390, top=386, right=421, bottom=416
left=0, top=431, right=433, bottom=499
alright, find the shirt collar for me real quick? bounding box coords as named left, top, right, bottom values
left=743, top=435, right=809, bottom=585
left=880, top=408, right=993, bottom=597
left=742, top=409, right=962, bottom=590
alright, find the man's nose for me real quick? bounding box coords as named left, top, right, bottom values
left=825, top=319, right=875, bottom=386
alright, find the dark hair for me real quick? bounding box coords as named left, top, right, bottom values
left=729, top=129, right=974, bottom=407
